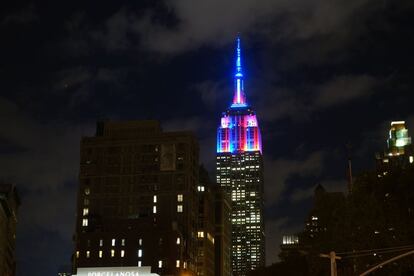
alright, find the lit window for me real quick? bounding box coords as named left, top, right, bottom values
left=153, top=195, right=157, bottom=203
left=86, top=251, right=90, bottom=258
left=138, top=249, right=143, bottom=257
left=183, top=261, right=187, bottom=269
left=99, top=250, right=103, bottom=258
left=111, top=249, right=115, bottom=257
left=207, top=232, right=215, bottom=244
left=410, top=156, right=414, bottom=163
left=176, top=237, right=181, bottom=245
left=76, top=251, right=79, bottom=258
left=177, top=205, right=183, bottom=213
left=176, top=260, right=180, bottom=268
left=112, top=239, right=116, bottom=246
left=177, top=194, right=183, bottom=202
left=139, top=238, right=143, bottom=246
left=83, top=208, right=89, bottom=216
left=82, top=219, right=88, bottom=227
left=158, top=260, right=163, bottom=268
left=197, top=231, right=204, bottom=238
left=121, top=239, right=125, bottom=246
left=84, top=188, right=90, bottom=195
left=153, top=206, right=157, bottom=214
left=197, top=186, right=205, bottom=192
left=121, top=250, right=125, bottom=257
left=138, top=261, right=142, bottom=267
left=99, top=239, right=103, bottom=247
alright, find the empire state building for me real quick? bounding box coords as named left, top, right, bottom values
left=216, top=37, right=265, bottom=275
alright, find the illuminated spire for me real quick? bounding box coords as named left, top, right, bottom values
left=235, top=37, right=243, bottom=78
left=231, top=36, right=247, bottom=108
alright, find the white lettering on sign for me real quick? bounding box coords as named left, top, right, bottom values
left=87, top=273, right=141, bottom=276
left=76, top=266, right=158, bottom=276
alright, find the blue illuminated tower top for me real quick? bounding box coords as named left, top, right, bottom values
left=231, top=37, right=247, bottom=108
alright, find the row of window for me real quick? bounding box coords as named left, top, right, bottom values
left=76, top=249, right=125, bottom=258
left=76, top=250, right=187, bottom=269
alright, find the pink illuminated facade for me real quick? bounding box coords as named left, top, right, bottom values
left=216, top=38, right=265, bottom=276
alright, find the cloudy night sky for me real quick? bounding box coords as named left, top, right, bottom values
left=1, top=0, right=414, bottom=275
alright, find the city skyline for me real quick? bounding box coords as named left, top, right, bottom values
left=1, top=0, right=414, bottom=275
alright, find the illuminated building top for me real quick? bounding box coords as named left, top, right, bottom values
left=387, top=121, right=412, bottom=155
left=231, top=37, right=247, bottom=108
left=217, top=37, right=262, bottom=153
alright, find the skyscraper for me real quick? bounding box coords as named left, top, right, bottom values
left=216, top=38, right=265, bottom=275
left=376, top=121, right=414, bottom=175
left=73, top=120, right=200, bottom=276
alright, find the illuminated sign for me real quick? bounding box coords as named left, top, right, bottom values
left=74, top=267, right=159, bottom=276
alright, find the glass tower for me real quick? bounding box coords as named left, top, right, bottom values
left=216, top=37, right=265, bottom=276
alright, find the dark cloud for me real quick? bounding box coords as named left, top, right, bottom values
left=1, top=4, right=38, bottom=26
left=315, top=75, right=378, bottom=108
left=264, top=151, right=324, bottom=206
left=256, top=74, right=379, bottom=122
left=192, top=81, right=226, bottom=110
left=0, top=97, right=94, bottom=273
left=133, top=0, right=381, bottom=54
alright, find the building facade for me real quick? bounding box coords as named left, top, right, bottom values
left=216, top=38, right=265, bottom=275
left=73, top=120, right=200, bottom=276
left=0, top=183, right=19, bottom=276
left=213, top=186, right=231, bottom=276
left=195, top=167, right=215, bottom=276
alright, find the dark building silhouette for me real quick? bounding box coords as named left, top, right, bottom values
left=0, top=183, right=19, bottom=276
left=376, top=121, right=414, bottom=175
left=302, top=185, right=345, bottom=241
left=279, top=235, right=300, bottom=261
left=213, top=186, right=231, bottom=276
left=216, top=37, right=265, bottom=275
left=72, top=120, right=200, bottom=275
left=195, top=167, right=215, bottom=276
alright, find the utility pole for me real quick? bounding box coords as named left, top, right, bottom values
left=320, top=251, right=342, bottom=276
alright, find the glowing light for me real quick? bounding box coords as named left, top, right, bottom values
left=391, top=121, right=405, bottom=125
left=217, top=37, right=262, bottom=154
left=396, top=138, right=409, bottom=147
left=217, top=113, right=262, bottom=153
left=231, top=37, right=247, bottom=108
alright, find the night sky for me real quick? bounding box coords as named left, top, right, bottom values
left=1, top=1, right=414, bottom=275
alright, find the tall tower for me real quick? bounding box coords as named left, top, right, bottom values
left=216, top=37, right=265, bottom=275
